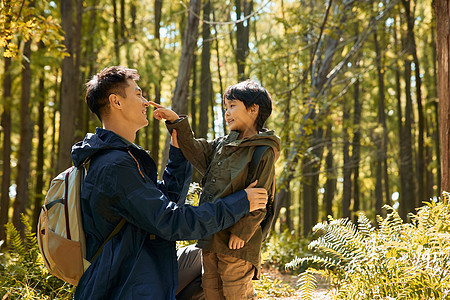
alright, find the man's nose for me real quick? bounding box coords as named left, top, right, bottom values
left=143, top=98, right=149, bottom=107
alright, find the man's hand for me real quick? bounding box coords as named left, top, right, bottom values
left=245, top=180, right=268, bottom=212
left=149, top=101, right=180, bottom=123
left=228, top=233, right=245, bottom=250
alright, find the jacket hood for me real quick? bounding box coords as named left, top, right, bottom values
left=72, top=128, right=130, bottom=167
left=226, top=129, right=281, bottom=162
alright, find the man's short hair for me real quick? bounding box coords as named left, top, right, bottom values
left=223, top=80, right=272, bottom=131
left=85, top=66, right=140, bottom=121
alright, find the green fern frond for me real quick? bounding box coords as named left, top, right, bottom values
left=5, top=223, right=26, bottom=257
left=357, top=213, right=374, bottom=237
left=297, top=270, right=318, bottom=300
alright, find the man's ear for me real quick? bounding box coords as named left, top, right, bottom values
left=109, top=94, right=121, bottom=109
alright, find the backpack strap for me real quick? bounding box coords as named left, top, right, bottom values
left=91, top=218, right=126, bottom=262
left=246, top=145, right=271, bottom=187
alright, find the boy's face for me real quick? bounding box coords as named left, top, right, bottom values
left=224, top=98, right=258, bottom=138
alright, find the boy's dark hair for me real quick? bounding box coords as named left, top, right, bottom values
left=223, top=80, right=272, bottom=131
left=85, top=66, right=140, bottom=121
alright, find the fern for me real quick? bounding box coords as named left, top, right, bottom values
left=297, top=270, right=318, bottom=300
left=287, top=195, right=450, bottom=299
left=0, top=217, right=74, bottom=299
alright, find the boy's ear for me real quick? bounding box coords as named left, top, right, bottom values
left=250, top=104, right=259, bottom=114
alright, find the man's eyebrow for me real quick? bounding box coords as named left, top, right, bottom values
left=135, top=87, right=142, bottom=93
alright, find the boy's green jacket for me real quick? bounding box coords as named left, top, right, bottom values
left=167, top=117, right=280, bottom=279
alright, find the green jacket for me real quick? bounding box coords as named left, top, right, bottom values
left=167, top=117, right=280, bottom=278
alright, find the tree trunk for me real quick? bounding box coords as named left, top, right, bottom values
left=212, top=7, right=227, bottom=135
left=0, top=57, right=12, bottom=244
left=32, top=74, right=46, bottom=229
left=234, top=0, right=252, bottom=80
left=199, top=0, right=212, bottom=138
left=324, top=124, right=335, bottom=218
left=112, top=0, right=120, bottom=63
left=402, top=33, right=417, bottom=217
left=13, top=39, right=33, bottom=234
left=434, top=0, right=449, bottom=194
left=159, top=0, right=201, bottom=176
left=402, top=0, right=425, bottom=206
left=152, top=0, right=163, bottom=167
left=342, top=96, right=352, bottom=218
left=352, top=59, right=361, bottom=221
left=58, top=0, right=77, bottom=172
left=373, top=29, right=390, bottom=214
left=191, top=54, right=197, bottom=134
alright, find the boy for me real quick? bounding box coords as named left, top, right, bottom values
left=73, top=67, right=269, bottom=299
left=151, top=80, right=280, bottom=299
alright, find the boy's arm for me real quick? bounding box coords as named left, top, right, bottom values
left=150, top=101, right=215, bottom=175
left=165, top=117, right=216, bottom=175
left=228, top=148, right=276, bottom=244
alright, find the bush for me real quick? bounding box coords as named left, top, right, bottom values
left=0, top=216, right=74, bottom=299
left=287, top=193, right=450, bottom=300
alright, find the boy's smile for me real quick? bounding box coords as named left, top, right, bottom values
left=224, top=98, right=258, bottom=139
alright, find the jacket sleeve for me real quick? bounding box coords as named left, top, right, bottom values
left=104, top=156, right=250, bottom=241
left=228, top=148, right=276, bottom=243
left=165, top=117, right=216, bottom=175
left=157, top=145, right=192, bottom=205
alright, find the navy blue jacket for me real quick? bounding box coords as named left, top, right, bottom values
left=72, top=128, right=250, bottom=299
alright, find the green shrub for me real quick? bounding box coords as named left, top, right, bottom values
left=287, top=193, right=450, bottom=300
left=0, top=216, right=74, bottom=299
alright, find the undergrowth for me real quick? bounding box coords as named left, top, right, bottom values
left=288, top=192, right=450, bottom=300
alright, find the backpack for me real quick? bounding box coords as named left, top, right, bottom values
left=37, top=159, right=126, bottom=286
left=247, top=145, right=276, bottom=241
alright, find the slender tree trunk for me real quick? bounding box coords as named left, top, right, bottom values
left=58, top=0, right=77, bottom=172
left=373, top=29, right=390, bottom=214
left=199, top=0, right=212, bottom=138
left=431, top=17, right=441, bottom=193
left=324, top=124, right=335, bottom=218
left=0, top=57, right=12, bottom=244
left=13, top=40, right=33, bottom=234
left=402, top=0, right=425, bottom=206
left=342, top=96, right=352, bottom=218
left=352, top=58, right=361, bottom=220
left=159, top=0, right=201, bottom=176
left=33, top=75, right=46, bottom=229
left=212, top=7, right=226, bottom=135
left=234, top=0, right=252, bottom=80
left=112, top=0, right=119, bottom=63
left=191, top=54, right=197, bottom=134
left=403, top=34, right=417, bottom=216
left=152, top=0, right=163, bottom=167
left=434, top=0, right=449, bottom=194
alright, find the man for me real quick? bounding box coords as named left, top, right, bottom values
left=72, top=66, right=268, bottom=299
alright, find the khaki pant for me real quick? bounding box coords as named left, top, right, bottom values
left=202, top=250, right=256, bottom=300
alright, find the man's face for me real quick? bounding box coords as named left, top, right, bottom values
left=118, top=79, right=149, bottom=130
left=224, top=98, right=257, bottom=136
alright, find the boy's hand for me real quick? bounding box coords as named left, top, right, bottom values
left=149, top=101, right=180, bottom=123
left=245, top=180, right=268, bottom=212
left=228, top=233, right=245, bottom=250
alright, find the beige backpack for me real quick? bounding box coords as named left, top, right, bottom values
left=37, top=162, right=125, bottom=286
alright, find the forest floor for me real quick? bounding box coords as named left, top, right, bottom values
left=259, top=266, right=334, bottom=300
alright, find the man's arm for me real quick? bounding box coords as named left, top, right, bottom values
left=158, top=143, right=193, bottom=205
left=104, top=158, right=267, bottom=241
